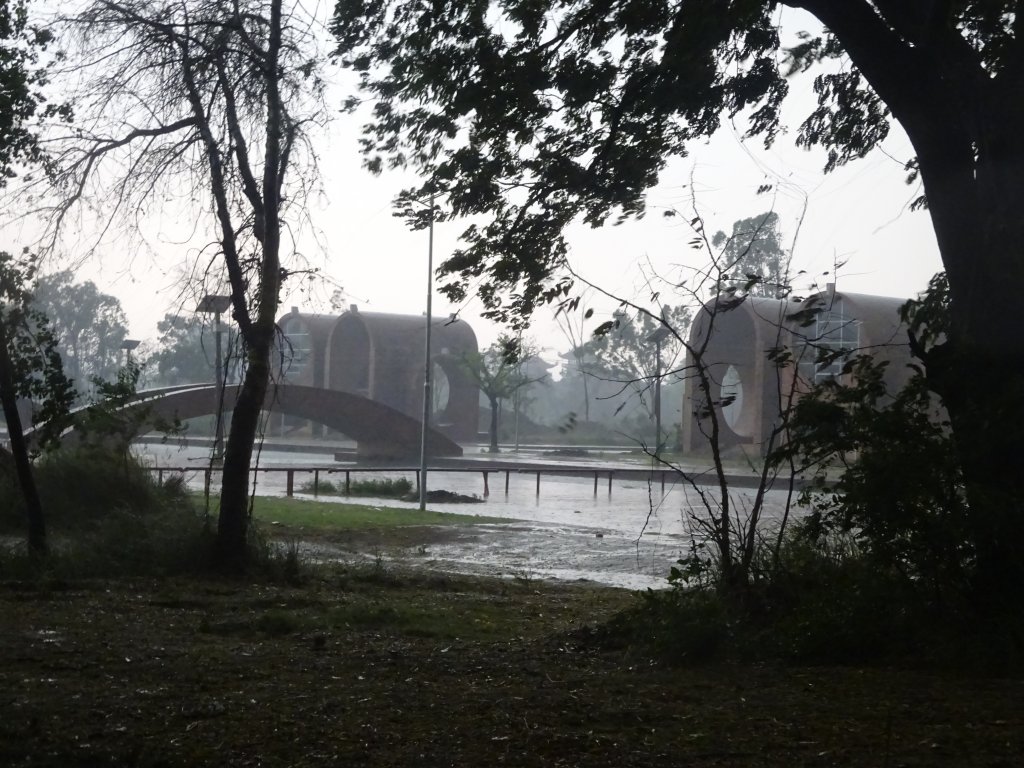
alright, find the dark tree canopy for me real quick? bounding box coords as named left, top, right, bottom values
left=0, top=252, right=74, bottom=554
left=335, top=0, right=792, bottom=320
left=335, top=1, right=1024, bottom=607
left=0, top=257, right=74, bottom=452
left=0, top=0, right=58, bottom=183
left=334, top=2, right=1020, bottom=326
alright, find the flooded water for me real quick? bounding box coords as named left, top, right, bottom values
left=139, top=442, right=804, bottom=590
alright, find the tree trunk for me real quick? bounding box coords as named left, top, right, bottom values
left=214, top=333, right=272, bottom=570
left=907, top=120, right=1024, bottom=611
left=210, top=0, right=286, bottom=572
left=0, top=335, right=47, bottom=557
left=488, top=394, right=500, bottom=452
left=928, top=270, right=1024, bottom=612
left=915, top=118, right=1024, bottom=611
left=802, top=0, right=1024, bottom=612
left=941, top=358, right=1024, bottom=610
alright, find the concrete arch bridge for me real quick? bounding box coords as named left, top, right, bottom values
left=63, top=383, right=463, bottom=460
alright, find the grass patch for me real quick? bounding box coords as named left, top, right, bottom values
left=173, top=566, right=622, bottom=646
left=1, top=571, right=1020, bottom=768
left=248, top=495, right=510, bottom=530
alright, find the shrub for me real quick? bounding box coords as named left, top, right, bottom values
left=298, top=476, right=413, bottom=499
left=0, top=447, right=306, bottom=581
left=778, top=274, right=975, bottom=610
left=607, top=525, right=1022, bottom=672
left=298, top=478, right=339, bottom=494
left=0, top=447, right=180, bottom=531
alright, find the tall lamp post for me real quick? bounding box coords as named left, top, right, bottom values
left=120, top=338, right=140, bottom=367
left=197, top=294, right=232, bottom=462
left=419, top=194, right=436, bottom=511
left=645, top=324, right=672, bottom=457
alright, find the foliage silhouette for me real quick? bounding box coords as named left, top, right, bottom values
left=36, top=0, right=329, bottom=571
left=0, top=252, right=74, bottom=555
left=334, top=2, right=1024, bottom=610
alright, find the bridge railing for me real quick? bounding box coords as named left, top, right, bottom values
left=141, top=464, right=695, bottom=499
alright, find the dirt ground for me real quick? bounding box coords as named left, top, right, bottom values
left=2, top=567, right=1022, bottom=767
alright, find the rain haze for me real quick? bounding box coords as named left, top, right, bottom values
left=68, top=115, right=942, bottom=356
left=3, top=7, right=1022, bottom=763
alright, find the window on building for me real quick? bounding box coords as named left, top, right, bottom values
left=281, top=318, right=312, bottom=379
left=799, top=298, right=860, bottom=386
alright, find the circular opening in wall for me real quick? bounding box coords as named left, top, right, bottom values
left=432, top=363, right=450, bottom=417
left=720, top=364, right=747, bottom=435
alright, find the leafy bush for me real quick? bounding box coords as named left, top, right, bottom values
left=605, top=525, right=1022, bottom=672
left=299, top=478, right=339, bottom=494
left=778, top=276, right=974, bottom=609
left=0, top=447, right=305, bottom=581
left=620, top=587, right=733, bottom=663
left=758, top=529, right=927, bottom=662
left=608, top=554, right=913, bottom=667
left=0, top=447, right=181, bottom=531
left=299, top=476, right=413, bottom=499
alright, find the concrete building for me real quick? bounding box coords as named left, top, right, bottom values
left=681, top=285, right=913, bottom=456
left=277, top=306, right=479, bottom=441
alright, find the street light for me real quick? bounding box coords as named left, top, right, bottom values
left=120, top=338, right=140, bottom=367
left=646, top=324, right=672, bottom=457
left=418, top=194, right=436, bottom=512
left=196, top=294, right=232, bottom=462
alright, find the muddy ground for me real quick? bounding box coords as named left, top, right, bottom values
left=2, top=553, right=1023, bottom=768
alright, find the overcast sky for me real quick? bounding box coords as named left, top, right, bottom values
left=76, top=104, right=941, bottom=365
left=16, top=5, right=943, bottom=366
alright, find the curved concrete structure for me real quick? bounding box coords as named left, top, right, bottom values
left=681, top=285, right=913, bottom=456
left=277, top=307, right=480, bottom=441
left=50, top=383, right=463, bottom=460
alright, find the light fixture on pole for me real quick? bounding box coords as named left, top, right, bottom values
left=419, top=194, right=436, bottom=512
left=120, top=338, right=141, bottom=367
left=196, top=294, right=232, bottom=462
